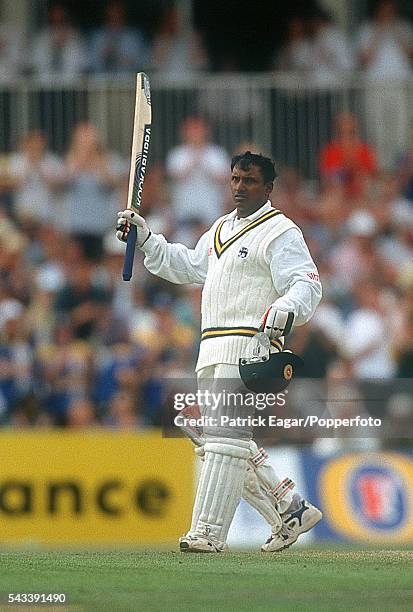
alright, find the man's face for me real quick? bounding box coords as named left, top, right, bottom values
left=230, top=164, right=273, bottom=216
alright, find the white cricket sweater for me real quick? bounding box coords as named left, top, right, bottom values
left=140, top=202, right=322, bottom=371
left=198, top=208, right=295, bottom=368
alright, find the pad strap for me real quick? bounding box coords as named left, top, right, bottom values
left=268, top=478, right=295, bottom=504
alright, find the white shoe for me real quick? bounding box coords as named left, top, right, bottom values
left=261, top=498, right=322, bottom=552
left=179, top=534, right=228, bottom=553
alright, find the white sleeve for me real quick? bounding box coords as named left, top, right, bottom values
left=140, top=230, right=209, bottom=285
left=265, top=228, right=322, bottom=326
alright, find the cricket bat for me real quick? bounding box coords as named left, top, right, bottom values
left=122, top=72, right=152, bottom=281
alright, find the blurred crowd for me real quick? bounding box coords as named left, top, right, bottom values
left=0, top=0, right=412, bottom=439
left=1, top=0, right=413, bottom=81
left=0, top=104, right=413, bottom=441
left=0, top=1, right=206, bottom=83
left=277, top=0, right=413, bottom=85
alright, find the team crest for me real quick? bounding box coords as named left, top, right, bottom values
left=238, top=246, right=249, bottom=259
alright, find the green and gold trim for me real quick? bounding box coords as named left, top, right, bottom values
left=214, top=209, right=282, bottom=258
left=201, top=326, right=283, bottom=351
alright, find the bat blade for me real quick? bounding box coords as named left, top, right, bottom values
left=122, top=72, right=152, bottom=281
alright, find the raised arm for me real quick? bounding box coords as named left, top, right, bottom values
left=116, top=209, right=209, bottom=285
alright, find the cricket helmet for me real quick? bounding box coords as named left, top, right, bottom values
left=239, top=350, right=304, bottom=394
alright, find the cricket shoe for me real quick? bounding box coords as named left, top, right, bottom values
left=261, top=496, right=322, bottom=552
left=179, top=534, right=228, bottom=553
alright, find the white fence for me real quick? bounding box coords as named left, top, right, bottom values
left=0, top=74, right=411, bottom=177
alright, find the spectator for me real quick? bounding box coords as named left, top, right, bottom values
left=276, top=17, right=311, bottom=74
left=166, top=116, right=229, bottom=225
left=356, top=0, right=413, bottom=167
left=104, top=390, right=142, bottom=430
left=0, top=218, right=30, bottom=305
left=310, top=183, right=348, bottom=253
left=62, top=121, right=127, bottom=260
left=9, top=393, right=52, bottom=429
left=357, top=0, right=413, bottom=82
left=130, top=291, right=196, bottom=367
left=29, top=3, right=86, bottom=83
left=88, top=1, right=148, bottom=75
left=308, top=8, right=354, bottom=86
left=330, top=210, right=381, bottom=299
left=0, top=130, right=65, bottom=224
left=371, top=172, right=413, bottom=228
left=36, top=319, right=95, bottom=426
left=34, top=224, right=66, bottom=292
left=0, top=24, right=23, bottom=82
left=341, top=280, right=395, bottom=379
left=66, top=398, right=99, bottom=429
left=151, top=6, right=207, bottom=77
left=319, top=111, right=378, bottom=198
left=54, top=257, right=110, bottom=340
left=93, top=341, right=145, bottom=409
left=271, top=166, right=316, bottom=230
left=0, top=296, right=32, bottom=416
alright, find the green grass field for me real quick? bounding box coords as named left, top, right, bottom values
left=0, top=550, right=412, bottom=611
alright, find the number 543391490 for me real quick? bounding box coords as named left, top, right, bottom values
left=8, top=593, right=66, bottom=604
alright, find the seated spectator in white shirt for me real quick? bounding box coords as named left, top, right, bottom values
left=0, top=24, right=23, bottom=82
left=88, top=0, right=148, bottom=75
left=61, top=122, right=128, bottom=260
left=357, top=0, right=413, bottom=82
left=2, top=130, right=65, bottom=224
left=342, top=280, right=395, bottom=379
left=29, top=2, right=86, bottom=83
left=308, top=8, right=354, bottom=86
left=276, top=17, right=312, bottom=74
left=330, top=210, right=379, bottom=296
left=356, top=0, right=413, bottom=167
left=166, top=116, right=230, bottom=226
left=151, top=6, right=208, bottom=77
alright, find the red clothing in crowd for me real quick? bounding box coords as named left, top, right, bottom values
left=319, top=140, right=377, bottom=197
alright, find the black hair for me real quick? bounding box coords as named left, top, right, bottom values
left=231, top=151, right=277, bottom=184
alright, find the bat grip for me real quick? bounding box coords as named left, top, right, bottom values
left=122, top=224, right=137, bottom=281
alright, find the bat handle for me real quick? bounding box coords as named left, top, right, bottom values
left=122, top=224, right=137, bottom=281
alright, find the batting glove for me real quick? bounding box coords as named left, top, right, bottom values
left=116, top=210, right=151, bottom=248
left=260, top=306, right=295, bottom=340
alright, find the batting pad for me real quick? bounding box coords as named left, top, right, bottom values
left=191, top=438, right=250, bottom=544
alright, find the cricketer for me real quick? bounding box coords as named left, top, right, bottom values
left=116, top=151, right=322, bottom=552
